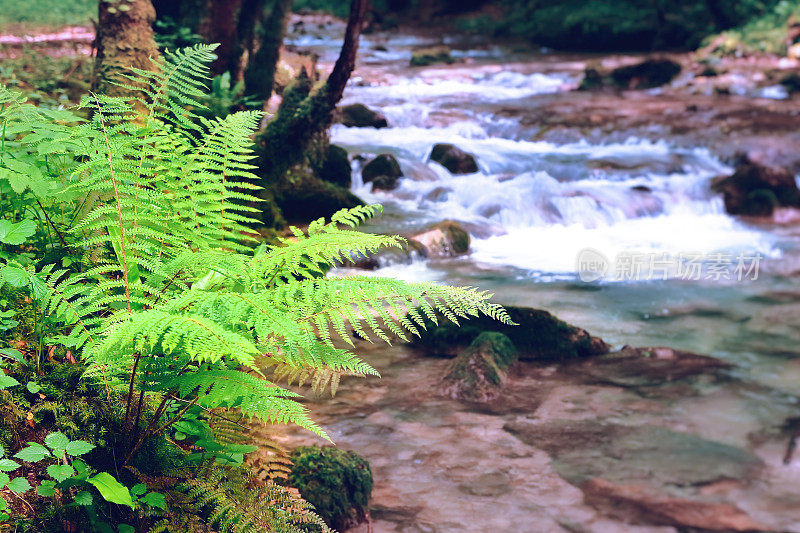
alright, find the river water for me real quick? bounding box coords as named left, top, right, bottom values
left=275, top=18, right=800, bottom=532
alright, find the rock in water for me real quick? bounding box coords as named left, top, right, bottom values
left=610, top=58, right=681, bottom=89
left=407, top=220, right=470, bottom=257
left=338, top=103, right=389, bottom=128
left=442, top=332, right=518, bottom=402
left=290, top=446, right=373, bottom=531
left=275, top=170, right=363, bottom=222
left=413, top=305, right=609, bottom=360
left=410, top=46, right=455, bottom=67
left=318, top=144, right=352, bottom=188
left=362, top=154, right=403, bottom=190
left=428, top=143, right=479, bottom=174
left=711, top=162, right=800, bottom=216
left=581, top=478, right=766, bottom=531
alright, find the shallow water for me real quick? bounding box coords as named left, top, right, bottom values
left=279, top=20, right=800, bottom=532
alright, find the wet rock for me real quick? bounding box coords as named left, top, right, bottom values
left=442, top=332, right=518, bottom=402
left=410, top=46, right=455, bottom=67
left=290, top=445, right=373, bottom=531
left=412, top=305, right=609, bottom=361
left=711, top=162, right=800, bottom=216
left=338, top=103, right=389, bottom=128
left=581, top=478, right=766, bottom=532
left=503, top=420, right=762, bottom=488
left=428, top=143, right=479, bottom=175
left=339, top=239, right=428, bottom=270
left=407, top=220, right=470, bottom=257
left=318, top=144, right=352, bottom=188
left=275, top=170, right=363, bottom=223
left=580, top=58, right=681, bottom=90
left=362, top=154, right=403, bottom=190
left=577, top=345, right=731, bottom=389
left=611, top=58, right=682, bottom=89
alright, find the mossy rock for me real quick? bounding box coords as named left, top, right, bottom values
left=290, top=446, right=373, bottom=531
left=711, top=162, right=800, bottom=216
left=408, top=220, right=470, bottom=257
left=412, top=305, right=608, bottom=361
left=442, top=332, right=518, bottom=401
left=338, top=103, right=388, bottom=128
left=275, top=170, right=364, bottom=223
left=410, top=46, right=456, bottom=67
left=318, top=144, right=352, bottom=188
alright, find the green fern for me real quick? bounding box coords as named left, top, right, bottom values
left=0, top=44, right=511, bottom=468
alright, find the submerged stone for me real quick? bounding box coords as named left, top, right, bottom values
left=362, top=154, right=404, bottom=190
left=413, top=305, right=609, bottom=361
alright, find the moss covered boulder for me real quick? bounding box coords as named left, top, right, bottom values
left=442, top=332, right=518, bottom=402
left=711, top=162, right=800, bottom=216
left=580, top=58, right=681, bottom=90
left=362, top=154, right=404, bottom=190
left=290, top=446, right=373, bottom=531
left=428, top=143, right=479, bottom=175
left=318, top=144, right=352, bottom=188
left=413, top=305, right=609, bottom=361
left=275, top=170, right=363, bottom=223
left=338, top=103, right=389, bottom=129
left=407, top=220, right=470, bottom=257
left=410, top=46, right=455, bottom=67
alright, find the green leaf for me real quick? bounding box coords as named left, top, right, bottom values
left=0, top=219, right=37, bottom=245
left=74, top=490, right=93, bottom=506
left=140, top=492, right=166, bottom=510
left=0, top=374, right=20, bottom=390
left=46, top=464, right=75, bottom=483
left=0, top=472, right=9, bottom=488
left=44, top=432, right=69, bottom=453
left=130, top=483, right=147, bottom=496
left=0, top=497, right=6, bottom=510
left=88, top=472, right=134, bottom=508
left=118, top=525, right=135, bottom=533
left=0, top=459, right=20, bottom=472
left=26, top=381, right=40, bottom=394
left=14, top=443, right=51, bottom=462
left=65, top=441, right=95, bottom=457
left=0, top=349, right=23, bottom=362
left=37, top=480, right=56, bottom=497
left=0, top=266, right=28, bottom=288
left=7, top=477, right=31, bottom=494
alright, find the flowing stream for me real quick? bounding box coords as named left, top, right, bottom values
left=273, top=18, right=800, bottom=532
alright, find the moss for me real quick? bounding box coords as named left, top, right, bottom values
left=412, top=305, right=608, bottom=361
left=275, top=169, right=363, bottom=223
left=435, top=220, right=470, bottom=255
left=289, top=446, right=373, bottom=531
left=443, top=332, right=517, bottom=401
left=318, top=144, right=352, bottom=188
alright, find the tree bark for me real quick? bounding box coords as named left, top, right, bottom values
left=93, top=0, right=160, bottom=95
left=254, top=0, right=367, bottom=187
left=243, top=0, right=293, bottom=101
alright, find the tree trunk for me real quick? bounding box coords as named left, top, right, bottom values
left=254, top=0, right=367, bottom=187
left=243, top=0, right=293, bottom=101
left=93, top=0, right=160, bottom=95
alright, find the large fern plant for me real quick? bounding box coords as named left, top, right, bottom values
left=0, top=44, right=510, bottom=466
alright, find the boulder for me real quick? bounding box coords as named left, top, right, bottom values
left=581, top=478, right=766, bottom=532
left=318, top=144, right=352, bottom=188
left=290, top=446, right=373, bottom=531
left=275, top=170, right=363, bottom=223
left=407, top=220, right=470, bottom=258
left=410, top=46, right=455, bottom=67
left=412, top=305, right=609, bottom=361
left=428, top=143, right=479, bottom=175
left=711, top=162, right=800, bottom=216
left=580, top=58, right=681, bottom=90
left=442, top=332, right=518, bottom=402
left=362, top=154, right=403, bottom=190
left=338, top=103, right=389, bottom=129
